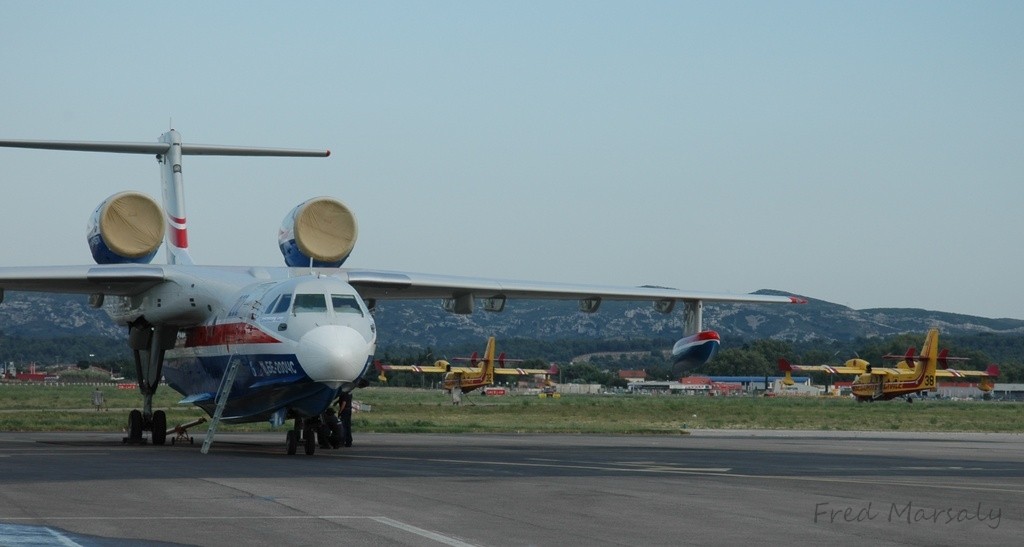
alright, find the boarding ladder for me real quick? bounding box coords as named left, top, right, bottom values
left=201, top=352, right=243, bottom=454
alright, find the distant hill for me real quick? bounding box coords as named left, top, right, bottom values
left=0, top=293, right=123, bottom=339
left=2, top=289, right=1022, bottom=348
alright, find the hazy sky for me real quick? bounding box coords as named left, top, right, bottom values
left=2, top=2, right=1022, bottom=319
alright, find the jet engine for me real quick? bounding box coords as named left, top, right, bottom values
left=279, top=197, right=358, bottom=267
left=87, top=191, right=164, bottom=264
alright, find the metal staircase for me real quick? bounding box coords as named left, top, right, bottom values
left=201, top=353, right=243, bottom=454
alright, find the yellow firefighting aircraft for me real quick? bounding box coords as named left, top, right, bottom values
left=374, top=336, right=557, bottom=398
left=777, top=329, right=1000, bottom=402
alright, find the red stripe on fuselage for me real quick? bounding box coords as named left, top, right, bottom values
left=184, top=323, right=280, bottom=347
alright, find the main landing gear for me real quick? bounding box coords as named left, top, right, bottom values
left=123, top=321, right=176, bottom=446
left=124, top=409, right=168, bottom=445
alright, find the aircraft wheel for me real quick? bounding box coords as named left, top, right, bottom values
left=152, top=410, right=167, bottom=445
left=304, top=430, right=316, bottom=455
left=286, top=430, right=298, bottom=455
left=128, top=410, right=143, bottom=441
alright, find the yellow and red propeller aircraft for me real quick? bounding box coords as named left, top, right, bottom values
left=374, top=336, right=558, bottom=398
left=777, top=329, right=1000, bottom=402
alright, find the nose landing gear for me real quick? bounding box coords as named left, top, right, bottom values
left=286, top=417, right=321, bottom=455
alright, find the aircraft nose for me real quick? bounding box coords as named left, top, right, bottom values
left=297, top=325, right=371, bottom=385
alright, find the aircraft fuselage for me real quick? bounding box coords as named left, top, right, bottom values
left=104, top=268, right=377, bottom=423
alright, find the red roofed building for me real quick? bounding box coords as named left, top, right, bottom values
left=618, top=369, right=648, bottom=383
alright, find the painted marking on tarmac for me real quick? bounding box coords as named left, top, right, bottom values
left=351, top=454, right=731, bottom=474
left=0, top=452, right=113, bottom=458
left=368, top=517, right=480, bottom=547
left=896, top=466, right=985, bottom=471
left=0, top=517, right=477, bottom=547
left=0, top=524, right=83, bottom=546
left=345, top=454, right=1024, bottom=494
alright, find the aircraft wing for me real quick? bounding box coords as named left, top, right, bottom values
left=937, top=368, right=996, bottom=379
left=376, top=360, right=452, bottom=374
left=865, top=367, right=909, bottom=377
left=784, top=363, right=868, bottom=375
left=2, top=264, right=800, bottom=305
left=0, top=265, right=167, bottom=296
left=341, top=268, right=801, bottom=305
left=493, top=367, right=554, bottom=376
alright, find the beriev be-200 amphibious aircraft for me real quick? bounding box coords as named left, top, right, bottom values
left=0, top=129, right=803, bottom=454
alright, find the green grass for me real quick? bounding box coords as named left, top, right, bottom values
left=2, top=384, right=1022, bottom=434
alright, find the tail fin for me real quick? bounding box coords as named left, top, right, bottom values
left=0, top=129, right=329, bottom=266
left=917, top=329, right=940, bottom=388
left=483, top=337, right=496, bottom=363
left=920, top=329, right=939, bottom=361
left=482, top=337, right=496, bottom=384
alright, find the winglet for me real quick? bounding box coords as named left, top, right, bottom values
left=373, top=360, right=388, bottom=382
left=777, top=358, right=793, bottom=372
left=986, top=364, right=1001, bottom=377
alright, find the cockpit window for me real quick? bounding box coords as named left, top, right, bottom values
left=293, top=293, right=327, bottom=313
left=332, top=294, right=364, bottom=316
left=271, top=294, right=292, bottom=314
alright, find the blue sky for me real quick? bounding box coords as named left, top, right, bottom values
left=2, top=1, right=1022, bottom=319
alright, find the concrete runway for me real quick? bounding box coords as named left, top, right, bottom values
left=0, top=430, right=1021, bottom=546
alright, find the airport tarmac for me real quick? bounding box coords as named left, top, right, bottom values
left=0, top=430, right=1021, bottom=546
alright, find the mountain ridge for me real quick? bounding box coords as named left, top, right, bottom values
left=2, top=290, right=1021, bottom=348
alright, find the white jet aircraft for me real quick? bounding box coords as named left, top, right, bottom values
left=0, top=129, right=803, bottom=454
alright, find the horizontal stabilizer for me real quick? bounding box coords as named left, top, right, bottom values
left=0, top=138, right=329, bottom=158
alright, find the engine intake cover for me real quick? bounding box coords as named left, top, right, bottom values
left=87, top=191, right=164, bottom=264
left=279, top=197, right=358, bottom=267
